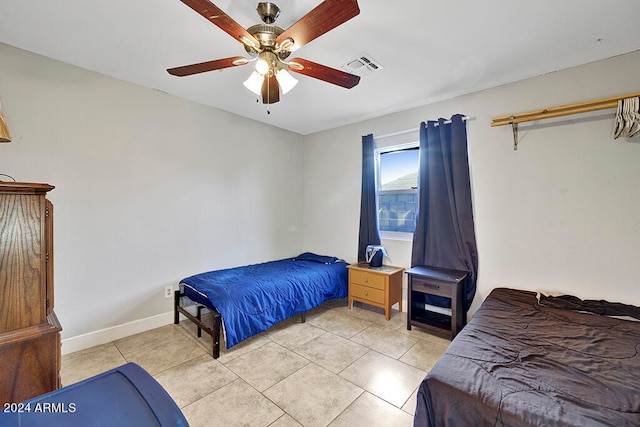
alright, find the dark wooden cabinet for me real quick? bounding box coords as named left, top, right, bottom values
left=0, top=182, right=61, bottom=403
left=406, top=266, right=468, bottom=340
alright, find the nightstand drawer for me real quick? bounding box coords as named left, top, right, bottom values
left=410, top=277, right=453, bottom=298
left=349, top=270, right=385, bottom=290
left=350, top=283, right=385, bottom=304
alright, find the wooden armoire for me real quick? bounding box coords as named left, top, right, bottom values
left=0, top=182, right=61, bottom=402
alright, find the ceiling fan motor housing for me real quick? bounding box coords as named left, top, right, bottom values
left=247, top=24, right=283, bottom=50
left=246, top=22, right=292, bottom=61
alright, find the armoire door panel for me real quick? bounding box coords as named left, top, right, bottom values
left=0, top=193, right=47, bottom=333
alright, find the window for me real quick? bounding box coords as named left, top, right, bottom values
left=375, top=143, right=419, bottom=236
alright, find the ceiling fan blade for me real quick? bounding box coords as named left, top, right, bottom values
left=276, top=0, right=360, bottom=50
left=167, top=56, right=248, bottom=76
left=288, top=58, right=360, bottom=89
left=179, top=0, right=260, bottom=49
left=261, top=74, right=280, bottom=104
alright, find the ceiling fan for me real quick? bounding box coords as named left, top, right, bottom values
left=167, top=0, right=361, bottom=104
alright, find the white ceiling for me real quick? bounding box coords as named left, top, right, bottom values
left=1, top=0, right=639, bottom=135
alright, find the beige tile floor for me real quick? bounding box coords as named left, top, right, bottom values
left=61, top=299, right=451, bottom=427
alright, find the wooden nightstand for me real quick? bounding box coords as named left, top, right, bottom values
left=347, top=263, right=404, bottom=320
left=406, top=265, right=468, bottom=339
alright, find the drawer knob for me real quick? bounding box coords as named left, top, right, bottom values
left=364, top=291, right=368, bottom=296
left=364, top=278, right=368, bottom=282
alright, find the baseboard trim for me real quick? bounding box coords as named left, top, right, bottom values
left=61, top=311, right=174, bottom=355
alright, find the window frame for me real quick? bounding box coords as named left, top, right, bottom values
left=375, top=141, right=420, bottom=240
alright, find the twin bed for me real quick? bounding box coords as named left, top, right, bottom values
left=174, top=252, right=348, bottom=358
left=415, top=287, right=640, bottom=426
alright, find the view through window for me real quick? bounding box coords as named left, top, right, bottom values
left=376, top=144, right=419, bottom=234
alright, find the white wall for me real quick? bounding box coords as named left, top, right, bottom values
left=303, top=50, right=640, bottom=316
left=0, top=43, right=305, bottom=350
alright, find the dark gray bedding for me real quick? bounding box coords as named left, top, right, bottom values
left=414, top=287, right=640, bottom=426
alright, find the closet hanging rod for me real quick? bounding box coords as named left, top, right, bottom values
left=491, top=91, right=640, bottom=127
left=377, top=116, right=470, bottom=140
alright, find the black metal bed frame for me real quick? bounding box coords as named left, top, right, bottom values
left=174, top=290, right=222, bottom=358
left=174, top=289, right=306, bottom=359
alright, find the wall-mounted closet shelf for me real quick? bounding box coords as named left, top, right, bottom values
left=491, top=91, right=640, bottom=150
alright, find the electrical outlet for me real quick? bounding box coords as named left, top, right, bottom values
left=164, top=285, right=174, bottom=299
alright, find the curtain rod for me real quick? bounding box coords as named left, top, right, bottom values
left=376, top=116, right=470, bottom=140
left=491, top=91, right=640, bottom=127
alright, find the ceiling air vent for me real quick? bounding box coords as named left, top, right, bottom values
left=340, top=53, right=384, bottom=77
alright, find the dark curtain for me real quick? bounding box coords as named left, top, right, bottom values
left=358, top=134, right=381, bottom=262
left=411, top=115, right=478, bottom=309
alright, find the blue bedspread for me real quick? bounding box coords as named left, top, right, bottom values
left=179, top=253, right=348, bottom=348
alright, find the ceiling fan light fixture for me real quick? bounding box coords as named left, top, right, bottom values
left=255, top=51, right=276, bottom=76
left=255, top=58, right=270, bottom=75
left=275, top=69, right=298, bottom=94
left=243, top=71, right=264, bottom=95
